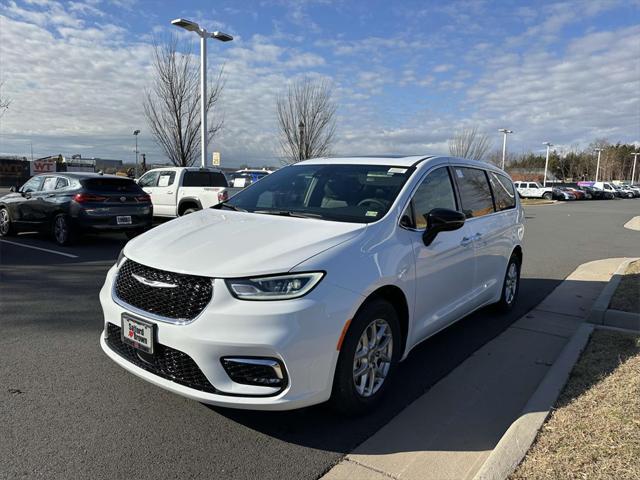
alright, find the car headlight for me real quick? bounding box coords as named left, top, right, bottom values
left=225, top=272, right=324, bottom=300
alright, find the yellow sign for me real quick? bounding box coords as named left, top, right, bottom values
left=212, top=152, right=221, bottom=166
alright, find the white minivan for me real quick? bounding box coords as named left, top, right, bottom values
left=100, top=155, right=524, bottom=413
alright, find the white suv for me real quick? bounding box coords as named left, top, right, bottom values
left=100, top=155, right=524, bottom=413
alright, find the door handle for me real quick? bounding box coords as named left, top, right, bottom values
left=46, top=193, right=55, bottom=198
left=460, top=236, right=473, bottom=247
left=473, top=232, right=482, bottom=239
left=166, top=191, right=173, bottom=194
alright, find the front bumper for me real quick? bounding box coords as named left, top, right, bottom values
left=99, top=264, right=363, bottom=410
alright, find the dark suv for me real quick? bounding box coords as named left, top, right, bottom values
left=0, top=173, right=153, bottom=245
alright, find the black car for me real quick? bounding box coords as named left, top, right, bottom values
left=0, top=173, right=153, bottom=245
left=581, top=186, right=614, bottom=200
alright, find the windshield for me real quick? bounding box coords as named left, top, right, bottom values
left=222, top=164, right=413, bottom=223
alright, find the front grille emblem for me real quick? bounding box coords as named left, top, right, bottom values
left=132, top=273, right=178, bottom=289
left=120, top=196, right=126, bottom=202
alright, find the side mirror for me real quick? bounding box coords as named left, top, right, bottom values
left=9, top=186, right=16, bottom=193
left=422, top=208, right=466, bottom=246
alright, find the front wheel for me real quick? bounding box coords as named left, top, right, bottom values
left=330, top=298, right=401, bottom=416
left=542, top=192, right=553, bottom=200
left=0, top=208, right=16, bottom=236
left=495, top=254, right=521, bottom=312
left=181, top=207, right=199, bottom=216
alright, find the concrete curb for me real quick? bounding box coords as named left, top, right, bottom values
left=588, top=257, right=639, bottom=330
left=623, top=216, right=640, bottom=231
left=473, top=322, right=594, bottom=480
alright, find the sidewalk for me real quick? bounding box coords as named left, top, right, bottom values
left=322, top=258, right=626, bottom=480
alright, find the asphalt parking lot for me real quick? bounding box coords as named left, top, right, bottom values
left=1, top=200, right=639, bottom=480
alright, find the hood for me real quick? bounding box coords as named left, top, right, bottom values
left=124, top=209, right=366, bottom=277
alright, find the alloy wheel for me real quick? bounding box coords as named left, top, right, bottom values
left=0, top=209, right=9, bottom=235
left=352, top=318, right=393, bottom=397
left=54, top=216, right=68, bottom=244
left=504, top=262, right=519, bottom=305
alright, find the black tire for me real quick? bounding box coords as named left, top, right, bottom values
left=0, top=207, right=16, bottom=237
left=52, top=214, right=74, bottom=246
left=495, top=254, right=521, bottom=312
left=542, top=192, right=553, bottom=200
left=330, top=298, right=401, bottom=416
left=181, top=207, right=199, bottom=216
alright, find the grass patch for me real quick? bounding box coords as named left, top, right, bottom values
left=609, top=260, right=640, bottom=314
left=510, top=330, right=640, bottom=480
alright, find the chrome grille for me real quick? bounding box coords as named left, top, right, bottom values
left=114, top=260, right=213, bottom=322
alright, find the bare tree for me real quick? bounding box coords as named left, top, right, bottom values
left=276, top=77, right=336, bottom=164
left=143, top=36, right=224, bottom=167
left=448, top=126, right=492, bottom=160
left=0, top=80, right=11, bottom=118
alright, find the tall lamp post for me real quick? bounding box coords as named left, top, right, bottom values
left=171, top=18, right=233, bottom=168
left=498, top=128, right=513, bottom=170
left=133, top=129, right=140, bottom=178
left=631, top=152, right=639, bottom=184
left=543, top=142, right=553, bottom=187
left=298, top=120, right=305, bottom=162
left=594, top=148, right=602, bottom=182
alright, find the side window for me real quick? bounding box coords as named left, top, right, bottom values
left=488, top=172, right=516, bottom=211
left=157, top=171, right=176, bottom=187
left=56, top=177, right=69, bottom=190
left=405, top=167, right=457, bottom=229
left=454, top=167, right=495, bottom=218
left=42, top=177, right=59, bottom=192
left=21, top=176, right=44, bottom=193
left=138, top=171, right=160, bottom=187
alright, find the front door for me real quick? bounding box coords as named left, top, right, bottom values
left=405, top=166, right=476, bottom=343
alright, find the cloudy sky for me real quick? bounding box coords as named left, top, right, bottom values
left=0, top=0, right=638, bottom=167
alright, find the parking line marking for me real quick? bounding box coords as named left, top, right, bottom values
left=0, top=239, right=79, bottom=258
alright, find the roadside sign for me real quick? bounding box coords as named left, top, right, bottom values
left=212, top=152, right=221, bottom=166
left=30, top=158, right=56, bottom=175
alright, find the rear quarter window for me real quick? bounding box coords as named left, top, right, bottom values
left=488, top=172, right=516, bottom=211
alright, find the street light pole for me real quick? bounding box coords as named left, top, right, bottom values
left=133, top=129, right=140, bottom=178
left=631, top=152, right=639, bottom=184
left=298, top=120, right=305, bottom=162
left=171, top=18, right=233, bottom=168
left=543, top=142, right=553, bottom=187
left=594, top=148, right=602, bottom=182
left=498, top=128, right=513, bottom=170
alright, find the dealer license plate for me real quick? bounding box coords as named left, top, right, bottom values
left=117, top=215, right=132, bottom=225
left=121, top=314, right=154, bottom=354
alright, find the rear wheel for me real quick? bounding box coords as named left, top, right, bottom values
left=52, top=214, right=74, bottom=246
left=0, top=208, right=16, bottom=236
left=331, top=298, right=401, bottom=415
left=542, top=192, right=553, bottom=200
left=181, top=207, right=200, bottom=216
left=495, top=254, right=521, bottom=312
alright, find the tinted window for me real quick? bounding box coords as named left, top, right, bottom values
left=226, top=164, right=412, bottom=223
left=42, top=177, right=58, bottom=191
left=409, top=167, right=457, bottom=229
left=488, top=172, right=516, bottom=211
left=56, top=177, right=69, bottom=189
left=183, top=171, right=228, bottom=187
left=22, top=176, right=44, bottom=193
left=138, top=171, right=160, bottom=187
left=454, top=167, right=495, bottom=218
left=82, top=177, right=141, bottom=192
left=157, top=171, right=176, bottom=187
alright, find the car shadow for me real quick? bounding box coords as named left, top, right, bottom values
left=207, top=276, right=571, bottom=456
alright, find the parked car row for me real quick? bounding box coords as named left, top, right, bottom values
left=514, top=181, right=640, bottom=201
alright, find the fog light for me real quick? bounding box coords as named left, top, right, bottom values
left=221, top=357, right=286, bottom=388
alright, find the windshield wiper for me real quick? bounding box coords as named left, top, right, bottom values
left=213, top=202, right=247, bottom=212
left=253, top=209, right=323, bottom=219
